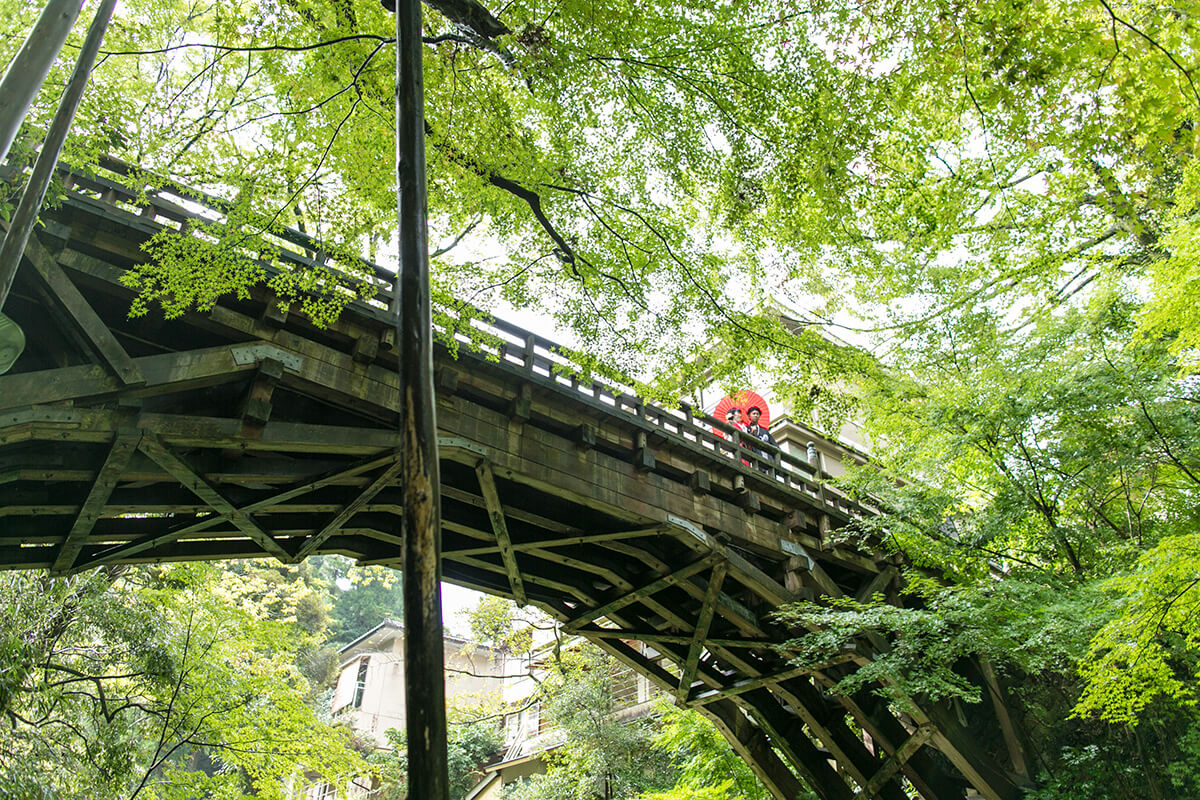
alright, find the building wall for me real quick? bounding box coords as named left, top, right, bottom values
left=331, top=623, right=507, bottom=749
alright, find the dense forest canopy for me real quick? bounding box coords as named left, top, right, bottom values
left=4, top=0, right=1188, bottom=397
left=2, top=0, right=1199, bottom=797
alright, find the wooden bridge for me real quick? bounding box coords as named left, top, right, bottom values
left=0, top=161, right=1030, bottom=800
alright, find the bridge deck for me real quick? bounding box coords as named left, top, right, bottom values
left=0, top=162, right=1027, bottom=800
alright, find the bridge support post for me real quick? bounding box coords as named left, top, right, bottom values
left=393, top=0, right=448, bottom=797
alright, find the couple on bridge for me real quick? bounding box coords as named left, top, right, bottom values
left=725, top=402, right=778, bottom=465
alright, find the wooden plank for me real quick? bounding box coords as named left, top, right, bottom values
left=49, top=429, right=141, bottom=574
left=561, top=554, right=719, bottom=633
left=677, top=561, right=726, bottom=702
left=0, top=408, right=401, bottom=455
left=23, top=233, right=145, bottom=386
left=293, top=453, right=404, bottom=560
left=132, top=434, right=290, bottom=562
left=475, top=461, right=527, bottom=606
left=0, top=344, right=260, bottom=412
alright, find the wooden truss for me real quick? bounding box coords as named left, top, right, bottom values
left=0, top=163, right=1034, bottom=800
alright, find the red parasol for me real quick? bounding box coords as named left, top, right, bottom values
left=712, top=391, right=770, bottom=436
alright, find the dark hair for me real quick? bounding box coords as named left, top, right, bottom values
left=726, top=407, right=741, bottom=415
left=748, top=405, right=762, bottom=414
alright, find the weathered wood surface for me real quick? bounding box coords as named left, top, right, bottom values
left=0, top=161, right=1031, bottom=800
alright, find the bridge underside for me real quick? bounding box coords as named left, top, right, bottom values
left=0, top=176, right=1029, bottom=800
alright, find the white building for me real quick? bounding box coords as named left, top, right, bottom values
left=330, top=619, right=509, bottom=749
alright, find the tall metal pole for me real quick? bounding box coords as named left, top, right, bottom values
left=0, top=0, right=116, bottom=312
left=0, top=0, right=85, bottom=166
left=394, top=0, right=449, bottom=797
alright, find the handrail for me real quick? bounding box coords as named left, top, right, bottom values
left=11, top=156, right=873, bottom=523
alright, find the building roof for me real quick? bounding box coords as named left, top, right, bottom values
left=336, top=618, right=498, bottom=660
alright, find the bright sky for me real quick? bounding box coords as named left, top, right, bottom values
left=441, top=582, right=485, bottom=636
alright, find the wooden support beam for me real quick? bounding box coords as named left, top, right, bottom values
left=676, top=562, right=726, bottom=702
left=69, top=451, right=399, bottom=570
left=294, top=452, right=404, bottom=561
left=737, top=687, right=857, bottom=800
left=24, top=233, right=144, bottom=385
left=440, top=550, right=599, bottom=606
left=238, top=357, right=284, bottom=437
left=589, top=635, right=807, bottom=800
left=132, top=434, right=290, bottom=562
left=475, top=460, right=527, bottom=606
left=436, top=366, right=459, bottom=395
left=573, top=423, right=596, bottom=450
left=443, top=525, right=667, bottom=557
left=577, top=625, right=780, bottom=651
left=738, top=491, right=761, bottom=512
left=633, top=431, right=655, bottom=472
left=686, top=655, right=859, bottom=706
left=921, top=701, right=1025, bottom=800
left=849, top=688, right=964, bottom=800
left=50, top=427, right=140, bottom=574
left=562, top=554, right=718, bottom=632
left=866, top=726, right=932, bottom=796
left=259, top=289, right=288, bottom=327
left=855, top=564, right=897, bottom=602
left=980, top=659, right=1030, bottom=779
left=352, top=333, right=380, bottom=364
left=508, top=382, right=532, bottom=422
left=770, top=677, right=906, bottom=800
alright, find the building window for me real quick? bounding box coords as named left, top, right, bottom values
left=306, top=781, right=335, bottom=800
left=353, top=657, right=370, bottom=708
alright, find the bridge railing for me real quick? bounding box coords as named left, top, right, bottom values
left=18, top=156, right=871, bottom=523
left=452, top=310, right=870, bottom=521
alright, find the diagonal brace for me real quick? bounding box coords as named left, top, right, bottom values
left=677, top=562, right=726, bottom=702
left=137, top=433, right=291, bottom=562
left=562, top=553, right=719, bottom=633
left=74, top=451, right=398, bottom=570
left=475, top=460, right=527, bottom=606
left=295, top=451, right=404, bottom=560
left=51, top=428, right=141, bottom=574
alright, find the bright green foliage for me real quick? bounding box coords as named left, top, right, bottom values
left=311, top=556, right=405, bottom=645
left=640, top=705, right=772, bottom=800
left=1075, top=534, right=1200, bottom=724
left=465, top=595, right=542, bottom=657
left=6, top=0, right=1200, bottom=793
left=0, top=563, right=366, bottom=799
left=369, top=711, right=505, bottom=800
left=504, top=647, right=675, bottom=800
left=636, top=783, right=739, bottom=800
